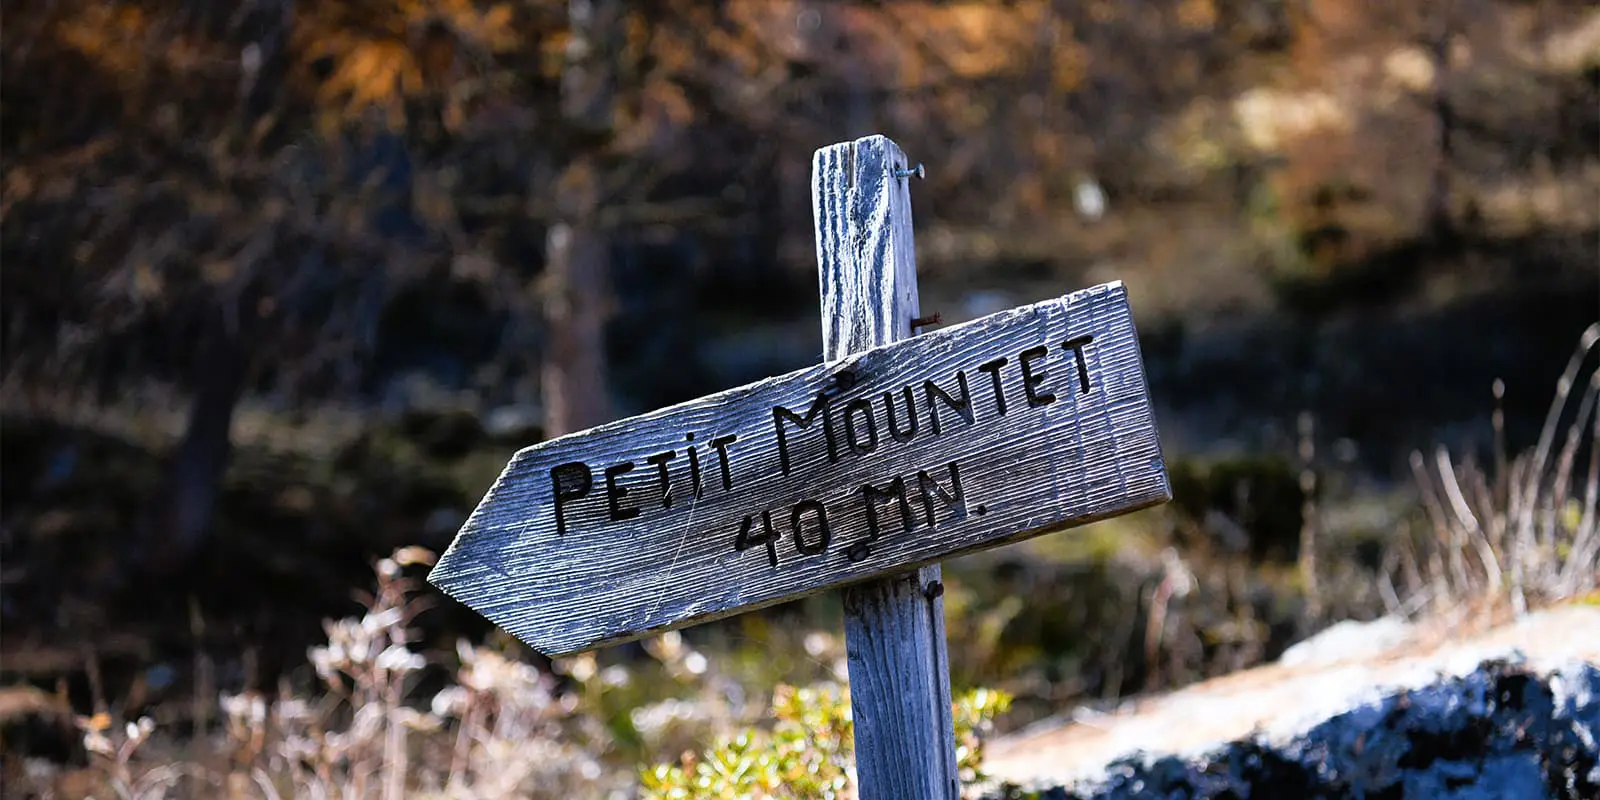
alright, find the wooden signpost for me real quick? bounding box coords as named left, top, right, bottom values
left=431, top=135, right=1170, bottom=798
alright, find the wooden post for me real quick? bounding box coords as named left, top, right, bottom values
left=812, top=135, right=958, bottom=798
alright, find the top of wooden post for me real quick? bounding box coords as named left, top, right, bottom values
left=813, top=135, right=921, bottom=358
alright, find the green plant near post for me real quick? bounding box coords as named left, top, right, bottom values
left=638, top=685, right=1012, bottom=799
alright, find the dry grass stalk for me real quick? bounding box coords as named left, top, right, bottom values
left=47, top=546, right=619, bottom=799
left=1397, top=322, right=1600, bottom=623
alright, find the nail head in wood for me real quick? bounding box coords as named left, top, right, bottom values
left=893, top=162, right=926, bottom=180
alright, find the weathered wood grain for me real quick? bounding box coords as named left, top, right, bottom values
left=428, top=273, right=1169, bottom=656
left=815, top=135, right=958, bottom=799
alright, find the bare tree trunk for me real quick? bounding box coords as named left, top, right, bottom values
left=802, top=2, right=872, bottom=138
left=146, top=309, right=252, bottom=571
left=141, top=0, right=288, bottom=572
left=1425, top=6, right=1457, bottom=243
left=542, top=166, right=612, bottom=435
left=542, top=0, right=620, bottom=436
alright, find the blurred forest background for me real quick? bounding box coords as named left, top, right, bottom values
left=2, top=0, right=1598, bottom=796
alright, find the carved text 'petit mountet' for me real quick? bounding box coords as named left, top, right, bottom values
left=544, top=333, right=1097, bottom=565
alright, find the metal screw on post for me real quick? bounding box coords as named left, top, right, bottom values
left=893, top=162, right=926, bottom=180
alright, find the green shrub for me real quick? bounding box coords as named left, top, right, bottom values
left=638, top=685, right=1011, bottom=799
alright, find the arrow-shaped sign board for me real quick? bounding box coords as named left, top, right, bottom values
left=430, top=280, right=1169, bottom=656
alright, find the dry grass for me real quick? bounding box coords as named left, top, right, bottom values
left=33, top=545, right=1007, bottom=800
left=1394, top=322, right=1600, bottom=624
left=52, top=547, right=617, bottom=800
